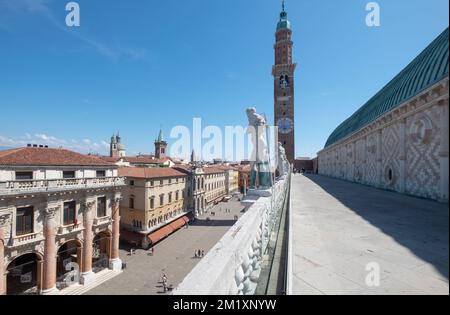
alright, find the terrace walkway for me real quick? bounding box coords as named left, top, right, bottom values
left=290, top=174, right=449, bottom=295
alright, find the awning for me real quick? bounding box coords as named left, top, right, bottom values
left=169, top=217, right=187, bottom=231
left=148, top=224, right=174, bottom=244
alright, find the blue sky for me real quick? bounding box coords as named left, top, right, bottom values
left=0, top=0, right=448, bottom=158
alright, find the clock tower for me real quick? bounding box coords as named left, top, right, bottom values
left=273, top=0, right=296, bottom=164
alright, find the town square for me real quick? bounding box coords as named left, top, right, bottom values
left=0, top=0, right=448, bottom=298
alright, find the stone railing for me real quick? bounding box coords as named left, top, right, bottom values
left=173, top=173, right=291, bottom=295
left=11, top=232, right=43, bottom=247
left=57, top=223, right=83, bottom=235
left=0, top=177, right=126, bottom=196
left=93, top=216, right=111, bottom=226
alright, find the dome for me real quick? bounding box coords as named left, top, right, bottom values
left=277, top=11, right=291, bottom=31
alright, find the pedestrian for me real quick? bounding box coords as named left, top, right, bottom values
left=162, top=274, right=167, bottom=284
left=198, top=249, right=201, bottom=258
left=163, top=282, right=167, bottom=293
left=201, top=250, right=205, bottom=257
left=194, top=251, right=198, bottom=258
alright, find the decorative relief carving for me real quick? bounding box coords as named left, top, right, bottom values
left=43, top=206, right=60, bottom=219
left=409, top=114, right=433, bottom=145
left=0, top=212, right=12, bottom=228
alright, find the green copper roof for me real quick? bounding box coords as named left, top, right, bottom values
left=325, top=28, right=449, bottom=148
left=156, top=129, right=164, bottom=143
left=277, top=5, right=291, bottom=31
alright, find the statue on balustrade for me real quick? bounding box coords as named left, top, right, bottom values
left=246, top=107, right=271, bottom=190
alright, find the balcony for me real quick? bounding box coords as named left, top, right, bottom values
left=0, top=177, right=126, bottom=197
left=93, top=216, right=111, bottom=226
left=9, top=232, right=43, bottom=248
left=57, top=223, right=83, bottom=235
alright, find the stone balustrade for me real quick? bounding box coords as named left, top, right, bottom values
left=173, top=174, right=290, bottom=295
left=11, top=232, right=42, bottom=247
left=0, top=177, right=126, bottom=196
left=93, top=216, right=111, bottom=226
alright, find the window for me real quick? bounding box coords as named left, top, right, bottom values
left=97, top=197, right=106, bottom=217
left=169, top=179, right=172, bottom=184
left=63, top=171, right=75, bottom=179
left=16, top=206, right=33, bottom=236
left=160, top=195, right=164, bottom=206
left=63, top=201, right=76, bottom=226
left=130, top=180, right=135, bottom=186
left=168, top=193, right=172, bottom=203
left=176, top=191, right=179, bottom=201
left=129, top=197, right=135, bottom=209
left=150, top=181, right=154, bottom=186
left=96, top=170, right=106, bottom=178
left=160, top=180, right=163, bottom=186
left=150, top=197, right=155, bottom=209
left=15, top=172, right=33, bottom=180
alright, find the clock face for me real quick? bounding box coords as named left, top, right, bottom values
left=277, top=118, right=294, bottom=134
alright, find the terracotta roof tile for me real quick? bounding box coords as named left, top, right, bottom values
left=0, top=147, right=116, bottom=167
left=119, top=167, right=187, bottom=179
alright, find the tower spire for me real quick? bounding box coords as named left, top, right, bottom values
left=282, top=0, right=285, bottom=12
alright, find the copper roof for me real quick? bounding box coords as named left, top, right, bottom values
left=0, top=147, right=115, bottom=167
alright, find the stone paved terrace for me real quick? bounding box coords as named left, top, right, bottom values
left=86, top=198, right=245, bottom=295
left=290, top=174, right=449, bottom=295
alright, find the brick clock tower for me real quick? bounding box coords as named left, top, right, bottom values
left=273, top=1, right=296, bottom=163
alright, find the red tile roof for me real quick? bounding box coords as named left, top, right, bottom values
left=0, top=147, right=115, bottom=167
left=119, top=167, right=187, bottom=179
left=100, top=155, right=172, bottom=165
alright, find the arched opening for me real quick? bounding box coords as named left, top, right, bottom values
left=6, top=253, right=42, bottom=295
left=92, top=231, right=111, bottom=273
left=56, top=240, right=82, bottom=290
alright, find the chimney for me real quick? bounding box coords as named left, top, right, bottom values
left=33, top=144, right=38, bottom=148
left=27, top=144, right=32, bottom=147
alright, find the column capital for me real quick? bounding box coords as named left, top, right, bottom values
left=82, top=200, right=96, bottom=213
left=0, top=212, right=12, bottom=228
left=43, top=206, right=60, bottom=220
left=112, top=196, right=122, bottom=207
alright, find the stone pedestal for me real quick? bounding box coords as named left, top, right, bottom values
left=109, top=258, right=123, bottom=271
left=80, top=271, right=96, bottom=285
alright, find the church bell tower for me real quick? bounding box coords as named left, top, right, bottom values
left=273, top=0, right=296, bottom=163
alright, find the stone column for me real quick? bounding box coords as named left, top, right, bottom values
left=0, top=213, right=12, bottom=296
left=109, top=196, right=122, bottom=271
left=399, top=119, right=407, bottom=194
left=439, top=99, right=449, bottom=202
left=41, top=206, right=59, bottom=295
left=80, top=200, right=95, bottom=285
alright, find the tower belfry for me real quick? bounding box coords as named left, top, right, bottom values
left=273, top=0, right=296, bottom=163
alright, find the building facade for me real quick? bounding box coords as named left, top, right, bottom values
left=318, top=28, right=449, bottom=203
left=0, top=147, right=125, bottom=295
left=273, top=1, right=296, bottom=163
left=118, top=167, right=190, bottom=249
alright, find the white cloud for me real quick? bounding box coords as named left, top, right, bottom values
left=0, top=133, right=109, bottom=155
